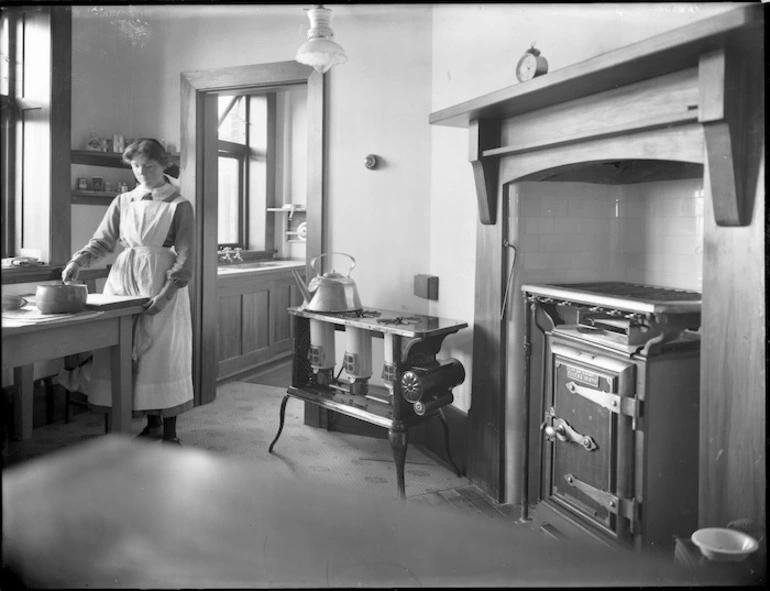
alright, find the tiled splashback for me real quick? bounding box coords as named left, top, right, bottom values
left=512, top=179, right=704, bottom=292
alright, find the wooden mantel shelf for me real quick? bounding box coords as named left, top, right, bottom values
left=430, top=5, right=763, bottom=227
left=430, top=5, right=760, bottom=128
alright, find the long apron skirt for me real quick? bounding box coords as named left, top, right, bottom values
left=86, top=196, right=193, bottom=417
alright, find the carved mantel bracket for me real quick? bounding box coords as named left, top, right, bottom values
left=698, top=30, right=763, bottom=226
left=469, top=119, right=500, bottom=225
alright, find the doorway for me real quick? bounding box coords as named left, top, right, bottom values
left=180, top=61, right=326, bottom=406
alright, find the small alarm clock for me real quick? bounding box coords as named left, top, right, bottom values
left=516, top=43, right=548, bottom=82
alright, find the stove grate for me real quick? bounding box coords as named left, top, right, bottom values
left=336, top=309, right=382, bottom=319
left=554, top=282, right=700, bottom=302
left=376, top=316, right=422, bottom=326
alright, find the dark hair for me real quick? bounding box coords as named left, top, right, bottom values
left=122, top=138, right=169, bottom=167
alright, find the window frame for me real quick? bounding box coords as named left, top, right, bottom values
left=214, top=89, right=290, bottom=256
left=216, top=144, right=247, bottom=249
left=1, top=5, right=71, bottom=275
left=1, top=8, right=19, bottom=260
left=216, top=94, right=256, bottom=251
left=216, top=93, right=248, bottom=249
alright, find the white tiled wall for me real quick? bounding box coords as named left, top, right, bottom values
left=511, top=178, right=704, bottom=292
left=616, top=180, right=704, bottom=290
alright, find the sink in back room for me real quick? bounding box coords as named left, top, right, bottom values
left=217, top=260, right=304, bottom=275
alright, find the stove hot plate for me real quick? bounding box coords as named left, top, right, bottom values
left=522, top=281, right=702, bottom=315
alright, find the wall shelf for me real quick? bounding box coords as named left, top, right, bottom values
left=266, top=206, right=307, bottom=214
left=71, top=150, right=180, bottom=168
left=267, top=205, right=307, bottom=242
left=71, top=192, right=118, bottom=206
left=70, top=149, right=181, bottom=205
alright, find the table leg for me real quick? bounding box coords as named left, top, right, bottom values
left=13, top=365, right=34, bottom=441
left=44, top=377, right=56, bottom=425
left=388, top=427, right=409, bottom=500
left=269, top=394, right=290, bottom=452
left=109, top=315, right=133, bottom=434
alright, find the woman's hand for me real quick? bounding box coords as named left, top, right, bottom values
left=143, top=293, right=172, bottom=316
left=61, top=261, right=81, bottom=283
left=143, top=284, right=178, bottom=316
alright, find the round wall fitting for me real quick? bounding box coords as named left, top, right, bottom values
left=364, top=154, right=379, bottom=169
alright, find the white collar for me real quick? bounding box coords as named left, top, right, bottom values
left=131, top=181, right=176, bottom=202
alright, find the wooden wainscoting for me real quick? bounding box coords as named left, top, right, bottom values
left=216, top=268, right=304, bottom=382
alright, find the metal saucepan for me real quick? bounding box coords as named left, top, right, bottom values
left=35, top=282, right=88, bottom=314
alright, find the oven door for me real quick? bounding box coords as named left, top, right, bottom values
left=541, top=337, right=638, bottom=543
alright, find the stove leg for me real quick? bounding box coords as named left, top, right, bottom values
left=437, top=409, right=464, bottom=477
left=268, top=395, right=290, bottom=453
left=388, top=427, right=408, bottom=500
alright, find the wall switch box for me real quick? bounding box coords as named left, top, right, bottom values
left=414, top=274, right=439, bottom=300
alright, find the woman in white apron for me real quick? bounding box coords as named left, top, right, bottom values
left=62, top=138, right=194, bottom=445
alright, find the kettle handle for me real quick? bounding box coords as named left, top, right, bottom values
left=310, top=252, right=356, bottom=277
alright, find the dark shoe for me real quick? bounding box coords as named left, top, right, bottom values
left=136, top=426, right=163, bottom=440
left=162, top=437, right=183, bottom=446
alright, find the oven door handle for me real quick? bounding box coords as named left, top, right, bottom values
left=544, top=417, right=598, bottom=452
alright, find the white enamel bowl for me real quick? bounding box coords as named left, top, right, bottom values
left=691, top=528, right=759, bottom=562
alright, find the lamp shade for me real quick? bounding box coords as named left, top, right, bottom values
left=295, top=5, right=347, bottom=74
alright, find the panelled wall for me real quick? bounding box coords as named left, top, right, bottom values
left=216, top=269, right=303, bottom=382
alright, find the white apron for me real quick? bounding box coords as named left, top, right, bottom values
left=86, top=193, right=193, bottom=414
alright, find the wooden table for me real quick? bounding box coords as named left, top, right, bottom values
left=1, top=302, right=145, bottom=439
left=1, top=435, right=742, bottom=589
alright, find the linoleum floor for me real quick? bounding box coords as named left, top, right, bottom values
left=3, top=363, right=534, bottom=532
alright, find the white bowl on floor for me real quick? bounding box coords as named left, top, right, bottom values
left=691, top=527, right=759, bottom=562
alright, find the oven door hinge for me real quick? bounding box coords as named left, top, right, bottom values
left=565, top=381, right=642, bottom=429
left=564, top=473, right=639, bottom=532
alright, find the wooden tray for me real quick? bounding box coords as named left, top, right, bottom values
left=86, top=294, right=149, bottom=310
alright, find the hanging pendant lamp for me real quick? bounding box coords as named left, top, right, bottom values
left=295, top=5, right=347, bottom=74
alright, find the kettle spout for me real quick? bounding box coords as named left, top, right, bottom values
left=292, top=269, right=313, bottom=305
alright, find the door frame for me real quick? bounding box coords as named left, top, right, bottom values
left=180, top=61, right=326, bottom=405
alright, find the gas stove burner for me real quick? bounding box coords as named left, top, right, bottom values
left=337, top=308, right=381, bottom=319
left=377, top=315, right=422, bottom=326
